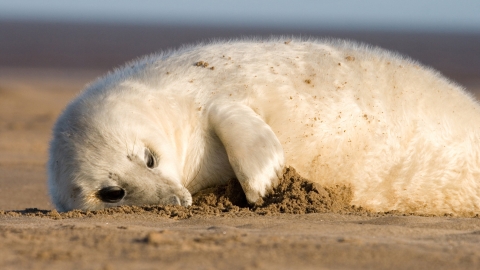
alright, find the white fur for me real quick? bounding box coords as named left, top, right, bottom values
left=48, top=38, right=480, bottom=215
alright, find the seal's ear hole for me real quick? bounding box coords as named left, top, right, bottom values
left=144, top=148, right=157, bottom=169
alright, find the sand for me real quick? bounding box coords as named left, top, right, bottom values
left=1, top=23, right=480, bottom=269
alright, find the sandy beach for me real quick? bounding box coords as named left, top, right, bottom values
left=1, top=21, right=480, bottom=269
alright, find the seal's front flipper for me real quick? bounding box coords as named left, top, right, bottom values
left=208, top=103, right=285, bottom=203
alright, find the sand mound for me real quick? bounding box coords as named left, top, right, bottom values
left=0, top=167, right=367, bottom=219
left=193, top=167, right=364, bottom=215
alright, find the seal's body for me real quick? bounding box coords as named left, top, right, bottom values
left=49, top=38, right=480, bottom=215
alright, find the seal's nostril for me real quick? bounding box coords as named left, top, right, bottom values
left=97, top=186, right=125, bottom=203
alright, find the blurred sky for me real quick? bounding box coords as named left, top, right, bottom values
left=0, top=0, right=479, bottom=32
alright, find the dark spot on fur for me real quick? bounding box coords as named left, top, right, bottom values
left=71, top=186, right=81, bottom=199
left=345, top=56, right=355, bottom=61
left=108, top=172, right=119, bottom=181
left=194, top=61, right=209, bottom=68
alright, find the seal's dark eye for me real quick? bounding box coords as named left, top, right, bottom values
left=145, top=148, right=156, bottom=169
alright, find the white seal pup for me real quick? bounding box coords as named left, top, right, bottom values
left=48, top=38, right=480, bottom=215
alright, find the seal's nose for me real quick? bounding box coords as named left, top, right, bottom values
left=97, top=186, right=125, bottom=203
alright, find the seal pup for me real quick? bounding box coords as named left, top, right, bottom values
left=49, top=38, right=480, bottom=215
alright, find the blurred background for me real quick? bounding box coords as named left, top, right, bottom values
left=1, top=0, right=479, bottom=85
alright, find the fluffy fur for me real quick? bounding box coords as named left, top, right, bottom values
left=48, top=38, right=480, bottom=215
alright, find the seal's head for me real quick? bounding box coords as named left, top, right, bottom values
left=48, top=81, right=192, bottom=212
